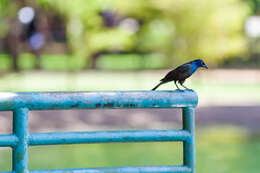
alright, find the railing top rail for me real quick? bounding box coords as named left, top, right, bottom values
left=0, top=90, right=198, bottom=111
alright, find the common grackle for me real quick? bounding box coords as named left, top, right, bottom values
left=152, top=59, right=208, bottom=90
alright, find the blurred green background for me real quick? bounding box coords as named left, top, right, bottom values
left=0, top=0, right=260, bottom=71
left=0, top=0, right=260, bottom=172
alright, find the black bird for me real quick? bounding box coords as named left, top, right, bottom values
left=152, top=59, right=208, bottom=90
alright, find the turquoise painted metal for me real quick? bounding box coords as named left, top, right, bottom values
left=0, top=90, right=198, bottom=173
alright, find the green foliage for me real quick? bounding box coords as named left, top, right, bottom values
left=40, top=54, right=69, bottom=70
left=0, top=0, right=252, bottom=69
left=97, top=54, right=144, bottom=70
left=35, top=0, right=250, bottom=67
left=96, top=53, right=167, bottom=70
left=143, top=53, right=168, bottom=69
left=251, top=0, right=260, bottom=13
left=0, top=0, right=18, bottom=36
left=18, top=53, right=36, bottom=70
left=87, top=29, right=136, bottom=52
left=0, top=54, right=12, bottom=70
left=40, top=54, right=86, bottom=71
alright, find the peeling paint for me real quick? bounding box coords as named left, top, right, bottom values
left=0, top=90, right=197, bottom=111
left=0, top=91, right=197, bottom=173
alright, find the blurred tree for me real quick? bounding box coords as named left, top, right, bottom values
left=0, top=0, right=20, bottom=71
left=0, top=0, right=69, bottom=71
left=252, top=0, right=260, bottom=14
left=1, top=0, right=251, bottom=70
left=36, top=0, right=250, bottom=68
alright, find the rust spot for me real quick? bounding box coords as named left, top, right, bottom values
left=104, top=102, right=114, bottom=107
left=16, top=150, right=25, bottom=162
left=71, top=103, right=79, bottom=108
left=95, top=103, right=101, bottom=108
left=123, top=103, right=136, bottom=108
left=50, top=105, right=55, bottom=109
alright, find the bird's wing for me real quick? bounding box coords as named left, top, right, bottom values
left=161, top=63, right=191, bottom=82
left=175, top=63, right=191, bottom=73
left=175, top=63, right=192, bottom=80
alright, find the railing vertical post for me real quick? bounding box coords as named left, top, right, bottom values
left=12, top=107, right=29, bottom=173
left=0, top=91, right=198, bottom=173
left=182, top=107, right=195, bottom=173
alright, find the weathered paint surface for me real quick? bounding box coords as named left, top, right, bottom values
left=0, top=90, right=198, bottom=173
left=28, top=130, right=191, bottom=145
left=0, top=134, right=18, bottom=147
left=4, top=166, right=191, bottom=173
left=0, top=90, right=197, bottom=110
left=183, top=107, right=196, bottom=173
left=12, top=108, right=29, bottom=173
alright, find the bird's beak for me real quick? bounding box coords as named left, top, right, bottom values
left=203, top=64, right=208, bottom=69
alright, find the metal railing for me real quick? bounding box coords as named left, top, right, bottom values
left=0, top=90, right=198, bottom=173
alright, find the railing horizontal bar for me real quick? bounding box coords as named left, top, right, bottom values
left=28, top=130, right=191, bottom=145
left=0, top=134, right=18, bottom=147
left=0, top=91, right=198, bottom=111
left=29, top=166, right=191, bottom=173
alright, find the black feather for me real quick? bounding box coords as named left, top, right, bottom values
left=152, top=59, right=207, bottom=90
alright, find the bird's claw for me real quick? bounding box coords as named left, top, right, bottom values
left=177, top=89, right=184, bottom=92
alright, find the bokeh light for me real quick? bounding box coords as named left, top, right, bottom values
left=29, top=32, right=45, bottom=50
left=18, top=6, right=35, bottom=24
left=245, top=16, right=260, bottom=38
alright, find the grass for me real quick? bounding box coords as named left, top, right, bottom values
left=1, top=127, right=260, bottom=173
left=0, top=53, right=167, bottom=71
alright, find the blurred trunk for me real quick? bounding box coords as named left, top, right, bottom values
left=33, top=50, right=41, bottom=70
left=7, top=33, right=20, bottom=72
left=91, top=52, right=102, bottom=69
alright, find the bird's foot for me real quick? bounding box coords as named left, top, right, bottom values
left=177, top=89, right=184, bottom=92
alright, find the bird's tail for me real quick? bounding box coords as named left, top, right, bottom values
left=151, top=82, right=163, bottom=90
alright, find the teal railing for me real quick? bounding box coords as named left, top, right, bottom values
left=0, top=90, right=198, bottom=173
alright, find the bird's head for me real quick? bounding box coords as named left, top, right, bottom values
left=193, top=59, right=208, bottom=69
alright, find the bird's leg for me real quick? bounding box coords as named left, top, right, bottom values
left=174, top=81, right=182, bottom=91
left=179, top=80, right=191, bottom=90
left=181, top=83, right=191, bottom=90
